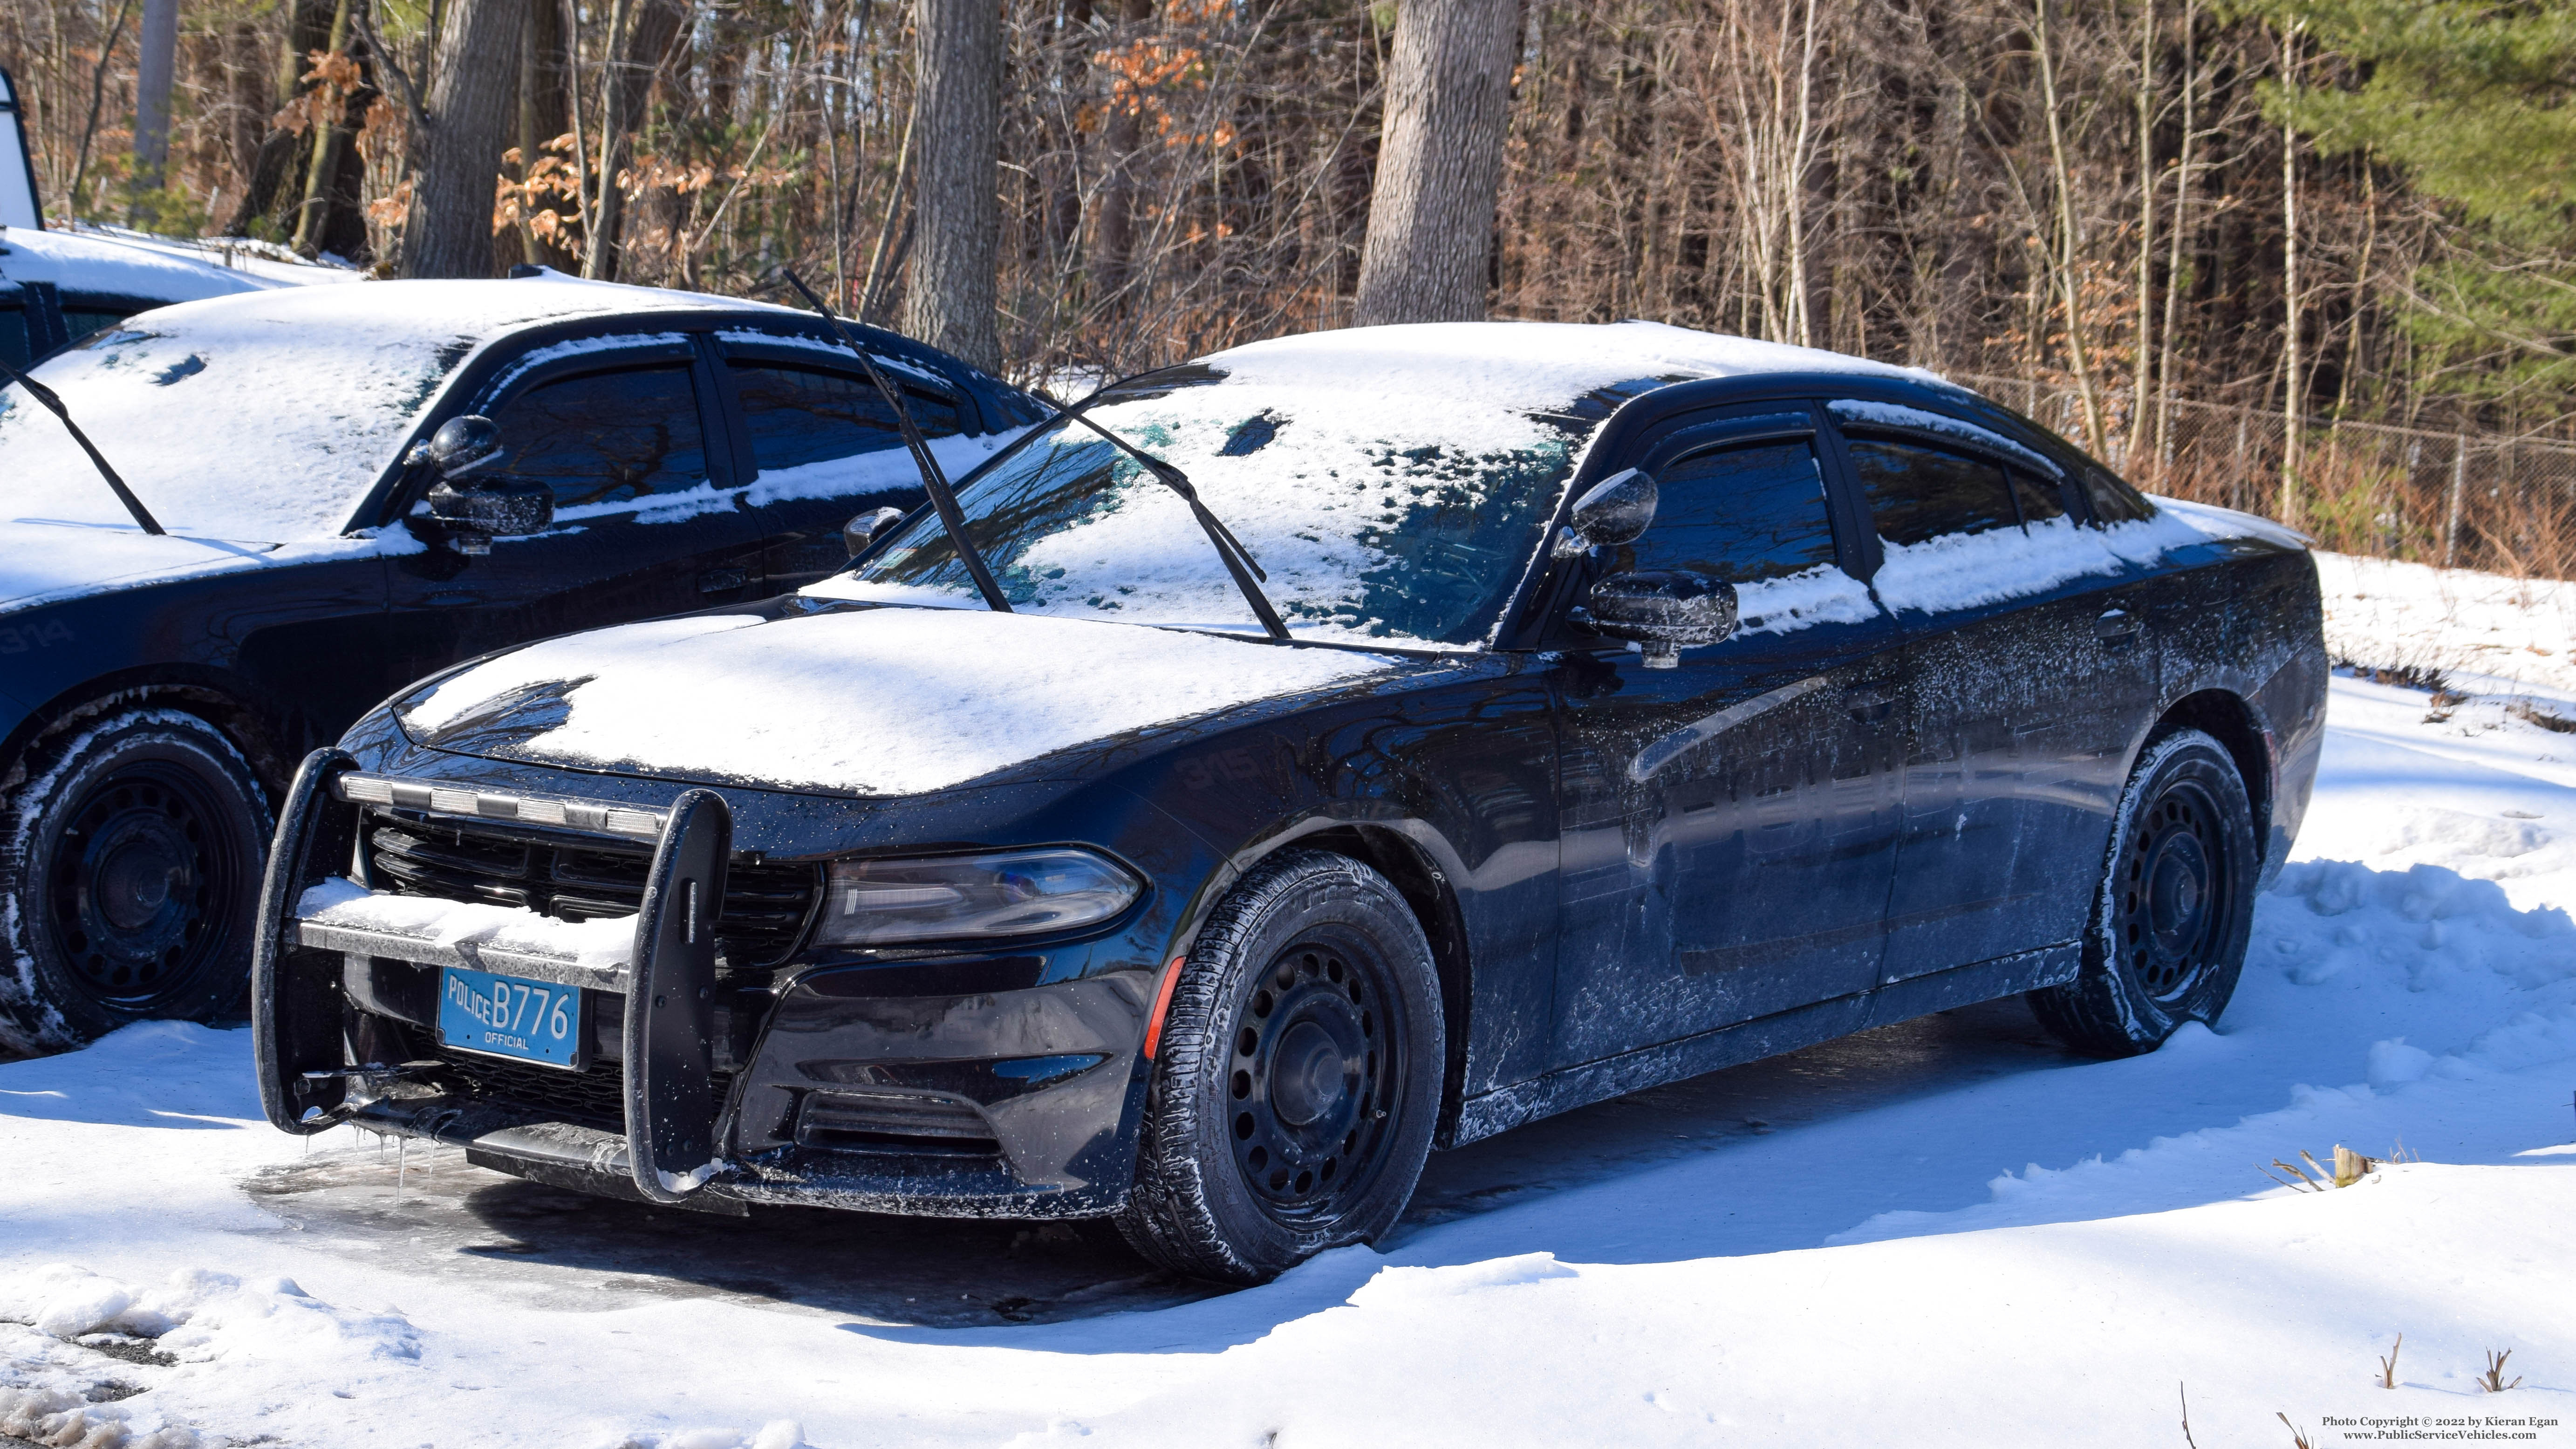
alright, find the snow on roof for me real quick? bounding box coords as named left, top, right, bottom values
left=0, top=274, right=789, bottom=541
left=0, top=224, right=346, bottom=303
left=1198, top=319, right=1933, bottom=410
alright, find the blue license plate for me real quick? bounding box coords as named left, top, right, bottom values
left=437, top=967, right=586, bottom=1070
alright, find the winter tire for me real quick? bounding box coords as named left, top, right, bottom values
left=1116, top=849, right=1444, bottom=1284
left=0, top=708, right=272, bottom=1052
left=2028, top=726, right=2256, bottom=1058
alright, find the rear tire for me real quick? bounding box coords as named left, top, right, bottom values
left=1115, top=850, right=1443, bottom=1285
left=0, top=708, right=272, bottom=1052
left=2028, top=727, right=2256, bottom=1058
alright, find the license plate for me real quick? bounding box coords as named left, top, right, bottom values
left=437, top=967, right=586, bottom=1070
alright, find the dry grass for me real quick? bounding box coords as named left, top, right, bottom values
left=2509, top=699, right=2576, bottom=734
left=2478, top=1349, right=2524, bottom=1393
left=2379, top=1334, right=2404, bottom=1390
left=2278, top=1411, right=2317, bottom=1448
left=2260, top=1145, right=2382, bottom=1192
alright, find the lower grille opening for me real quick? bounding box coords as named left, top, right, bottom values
left=796, top=1088, right=999, bottom=1156
left=434, top=1047, right=629, bottom=1129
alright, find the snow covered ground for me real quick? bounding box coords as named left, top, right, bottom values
left=4, top=554, right=2574, bottom=1449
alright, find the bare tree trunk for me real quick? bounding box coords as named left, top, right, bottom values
left=583, top=0, right=690, bottom=280
left=1353, top=0, right=1518, bottom=327
left=517, top=0, right=574, bottom=268
left=1092, top=0, right=1155, bottom=313
left=904, top=0, right=1001, bottom=369
left=289, top=0, right=377, bottom=260
left=130, top=0, right=178, bottom=192
left=2279, top=23, right=2302, bottom=524
left=2034, top=0, right=2106, bottom=456
left=408, top=0, right=528, bottom=277
left=222, top=0, right=336, bottom=237
left=2126, top=0, right=2154, bottom=467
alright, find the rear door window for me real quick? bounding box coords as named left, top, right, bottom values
left=1847, top=439, right=2018, bottom=546
left=491, top=364, right=711, bottom=511
left=730, top=362, right=959, bottom=478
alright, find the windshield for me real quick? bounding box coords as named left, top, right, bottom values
left=0, top=278, right=704, bottom=541
left=823, top=366, right=1660, bottom=648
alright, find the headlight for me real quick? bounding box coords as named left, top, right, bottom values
left=813, top=848, right=1142, bottom=947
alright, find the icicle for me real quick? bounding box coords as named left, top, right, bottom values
left=396, top=1136, right=408, bottom=1199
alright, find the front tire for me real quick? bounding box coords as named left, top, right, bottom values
left=2028, top=727, right=2256, bottom=1058
left=0, top=708, right=272, bottom=1052
left=1116, top=850, right=1444, bottom=1284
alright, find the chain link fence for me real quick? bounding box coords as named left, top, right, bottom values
left=1948, top=372, right=2576, bottom=580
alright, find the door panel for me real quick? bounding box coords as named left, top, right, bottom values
left=382, top=353, right=767, bottom=691
left=1548, top=429, right=1905, bottom=1069
left=1849, top=427, right=2150, bottom=983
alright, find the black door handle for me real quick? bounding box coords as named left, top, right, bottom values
left=1844, top=684, right=1894, bottom=723
left=2095, top=608, right=2143, bottom=645
left=697, top=567, right=749, bottom=595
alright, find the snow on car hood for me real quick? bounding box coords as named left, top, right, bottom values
left=0, top=516, right=425, bottom=615
left=395, top=605, right=1397, bottom=795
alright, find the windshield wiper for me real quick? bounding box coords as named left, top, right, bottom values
left=0, top=356, right=165, bottom=535
left=961, top=367, right=1290, bottom=643
left=768, top=268, right=1012, bottom=614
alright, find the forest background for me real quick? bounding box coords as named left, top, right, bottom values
left=3, top=0, right=2572, bottom=573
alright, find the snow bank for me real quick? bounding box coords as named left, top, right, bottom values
left=296, top=878, right=636, bottom=971
left=2317, top=551, right=2576, bottom=697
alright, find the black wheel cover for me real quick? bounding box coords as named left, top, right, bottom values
left=1222, top=926, right=1406, bottom=1223
left=2113, top=775, right=2237, bottom=1004
left=35, top=745, right=261, bottom=1018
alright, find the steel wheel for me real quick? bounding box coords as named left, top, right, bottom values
left=48, top=761, right=237, bottom=1005
left=1224, top=929, right=1404, bottom=1222
left=2115, top=777, right=2236, bottom=1003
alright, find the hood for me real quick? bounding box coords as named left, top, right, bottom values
left=393, top=604, right=1401, bottom=797
left=0, top=517, right=287, bottom=612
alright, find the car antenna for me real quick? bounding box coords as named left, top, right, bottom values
left=764, top=267, right=1012, bottom=614
left=0, top=356, right=164, bottom=535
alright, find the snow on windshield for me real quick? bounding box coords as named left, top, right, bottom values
left=817, top=321, right=1924, bottom=648
left=0, top=277, right=715, bottom=541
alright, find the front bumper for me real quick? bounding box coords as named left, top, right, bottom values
left=252, top=752, right=1159, bottom=1218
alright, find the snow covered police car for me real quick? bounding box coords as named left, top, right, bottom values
left=253, top=321, right=2327, bottom=1284
left=0, top=272, right=1040, bottom=1050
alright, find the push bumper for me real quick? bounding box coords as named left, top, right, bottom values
left=251, top=750, right=1155, bottom=1218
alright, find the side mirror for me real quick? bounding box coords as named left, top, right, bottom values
left=414, top=416, right=550, bottom=556
left=1580, top=569, right=1737, bottom=668
left=1553, top=467, right=1658, bottom=557
left=844, top=506, right=907, bottom=558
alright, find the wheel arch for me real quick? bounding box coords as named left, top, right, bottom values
left=2151, top=688, right=2271, bottom=842
left=1217, top=816, right=1478, bottom=1150
left=1, top=668, right=297, bottom=803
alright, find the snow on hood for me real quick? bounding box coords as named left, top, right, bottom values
left=0, top=275, right=776, bottom=542
left=396, top=606, right=1397, bottom=795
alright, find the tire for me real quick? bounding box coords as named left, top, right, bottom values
left=0, top=708, right=273, bottom=1052
left=2028, top=726, right=2257, bottom=1058
left=1115, top=849, right=1444, bottom=1285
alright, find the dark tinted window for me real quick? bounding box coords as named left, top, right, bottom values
left=59, top=308, right=133, bottom=347
left=2011, top=468, right=2068, bottom=526
left=493, top=365, right=708, bottom=508
left=1628, top=439, right=1841, bottom=582
left=2079, top=463, right=2157, bottom=525
left=731, top=362, right=960, bottom=476
left=0, top=307, right=29, bottom=371
left=1850, top=439, right=2017, bottom=546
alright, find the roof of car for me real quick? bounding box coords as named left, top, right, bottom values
left=1196, top=320, right=1944, bottom=415
left=109, top=266, right=803, bottom=339
left=0, top=223, right=355, bottom=301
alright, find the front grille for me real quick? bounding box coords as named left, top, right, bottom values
left=434, top=1047, right=629, bottom=1129
left=432, top=1046, right=734, bottom=1135
left=366, top=808, right=820, bottom=968
left=796, top=1088, right=999, bottom=1155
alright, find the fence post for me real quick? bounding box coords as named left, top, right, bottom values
left=2444, top=435, right=2467, bottom=569
left=2232, top=411, right=2249, bottom=514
